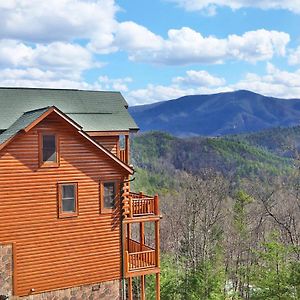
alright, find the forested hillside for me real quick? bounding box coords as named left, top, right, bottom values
left=129, top=90, right=300, bottom=137
left=131, top=129, right=300, bottom=299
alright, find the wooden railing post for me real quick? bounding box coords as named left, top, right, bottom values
left=155, top=220, right=160, bottom=268
left=125, top=251, right=129, bottom=275
left=154, top=194, right=159, bottom=215
left=129, top=197, right=133, bottom=218
left=140, top=222, right=145, bottom=251
left=125, top=135, right=129, bottom=164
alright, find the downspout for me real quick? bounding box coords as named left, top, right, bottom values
left=120, top=176, right=135, bottom=300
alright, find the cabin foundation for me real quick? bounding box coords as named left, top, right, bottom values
left=0, top=243, right=13, bottom=298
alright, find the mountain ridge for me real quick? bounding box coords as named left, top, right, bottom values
left=129, top=90, right=300, bottom=136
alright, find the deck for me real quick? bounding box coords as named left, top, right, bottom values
left=124, top=238, right=159, bottom=277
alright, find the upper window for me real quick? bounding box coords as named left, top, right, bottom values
left=58, top=183, right=78, bottom=218
left=39, top=133, right=59, bottom=167
left=100, top=181, right=118, bottom=213
left=119, top=135, right=126, bottom=150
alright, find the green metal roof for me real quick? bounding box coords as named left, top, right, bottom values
left=0, top=87, right=139, bottom=131
left=0, top=107, right=50, bottom=145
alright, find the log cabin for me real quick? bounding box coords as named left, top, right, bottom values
left=0, top=87, right=160, bottom=300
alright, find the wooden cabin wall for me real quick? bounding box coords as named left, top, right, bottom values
left=0, top=113, right=126, bottom=296
left=93, top=136, right=119, bottom=156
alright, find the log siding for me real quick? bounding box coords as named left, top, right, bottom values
left=0, top=113, right=127, bottom=296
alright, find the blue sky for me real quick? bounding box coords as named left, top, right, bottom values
left=0, top=0, right=299, bottom=105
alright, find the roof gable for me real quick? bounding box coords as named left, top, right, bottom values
left=0, top=87, right=139, bottom=132
left=0, top=106, right=134, bottom=175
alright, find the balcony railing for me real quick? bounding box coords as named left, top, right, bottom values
left=128, top=192, right=159, bottom=218
left=120, top=149, right=128, bottom=164
left=125, top=239, right=157, bottom=273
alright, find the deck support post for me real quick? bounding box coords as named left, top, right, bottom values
left=156, top=273, right=160, bottom=300
left=128, top=277, right=133, bottom=300
left=141, top=275, right=146, bottom=300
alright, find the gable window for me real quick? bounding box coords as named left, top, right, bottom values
left=39, top=132, right=59, bottom=167
left=58, top=183, right=78, bottom=218
left=100, top=181, right=119, bottom=213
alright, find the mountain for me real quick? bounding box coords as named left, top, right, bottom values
left=129, top=90, right=300, bottom=136
left=131, top=130, right=296, bottom=194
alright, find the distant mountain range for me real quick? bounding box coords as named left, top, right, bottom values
left=129, top=90, right=300, bottom=136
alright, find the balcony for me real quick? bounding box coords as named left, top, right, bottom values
left=125, top=238, right=159, bottom=277
left=128, top=192, right=159, bottom=218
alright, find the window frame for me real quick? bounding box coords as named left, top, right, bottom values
left=39, top=131, right=60, bottom=168
left=100, top=180, right=120, bottom=214
left=57, top=182, right=78, bottom=218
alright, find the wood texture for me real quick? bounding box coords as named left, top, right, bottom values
left=93, top=136, right=119, bottom=156
left=0, top=113, right=127, bottom=296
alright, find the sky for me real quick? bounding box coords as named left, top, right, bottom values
left=0, top=0, right=299, bottom=106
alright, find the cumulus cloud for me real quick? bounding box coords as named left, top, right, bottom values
left=98, top=76, right=132, bottom=92
left=0, top=39, right=98, bottom=76
left=0, top=67, right=95, bottom=89
left=0, top=0, right=118, bottom=48
left=114, top=22, right=163, bottom=51
left=126, top=69, right=230, bottom=105
left=231, top=63, right=300, bottom=98
left=0, top=68, right=132, bottom=94
left=0, top=0, right=292, bottom=71
left=124, top=27, right=290, bottom=65
left=289, top=46, right=300, bottom=65
left=127, top=83, right=232, bottom=105
left=168, top=0, right=300, bottom=14
left=126, top=64, right=300, bottom=105
left=173, top=70, right=225, bottom=86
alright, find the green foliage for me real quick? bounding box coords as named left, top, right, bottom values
left=146, top=256, right=183, bottom=300
left=182, top=259, right=226, bottom=300
left=233, top=190, right=253, bottom=235
left=131, top=167, right=176, bottom=195
left=131, top=132, right=294, bottom=183
left=250, top=238, right=300, bottom=300
left=145, top=255, right=227, bottom=300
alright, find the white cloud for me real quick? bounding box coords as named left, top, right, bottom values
left=168, top=0, right=300, bottom=14
left=125, top=27, right=290, bottom=65
left=0, top=0, right=118, bottom=48
left=0, top=69, right=132, bottom=93
left=98, top=75, right=132, bottom=92
left=0, top=67, right=96, bottom=89
left=0, top=40, right=97, bottom=74
left=126, top=69, right=230, bottom=105
left=126, top=64, right=300, bottom=105
left=127, top=83, right=232, bottom=105
left=231, top=63, right=300, bottom=98
left=173, top=70, right=225, bottom=86
left=289, top=46, right=300, bottom=65
left=114, top=22, right=163, bottom=51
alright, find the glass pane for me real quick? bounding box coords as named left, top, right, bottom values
left=62, top=199, right=75, bottom=212
left=62, top=185, right=75, bottom=199
left=119, top=135, right=125, bottom=150
left=104, top=182, right=116, bottom=208
left=43, top=135, right=56, bottom=162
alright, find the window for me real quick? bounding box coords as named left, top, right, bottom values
left=39, top=132, right=59, bottom=167
left=119, top=134, right=126, bottom=150
left=58, top=183, right=78, bottom=218
left=100, top=181, right=119, bottom=213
